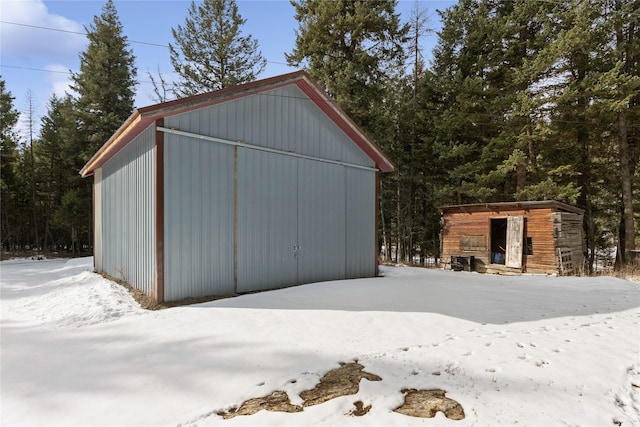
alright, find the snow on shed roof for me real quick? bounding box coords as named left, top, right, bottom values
left=80, top=70, right=394, bottom=178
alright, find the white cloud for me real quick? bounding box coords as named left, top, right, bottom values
left=1, top=0, right=86, bottom=60
left=45, top=63, right=76, bottom=98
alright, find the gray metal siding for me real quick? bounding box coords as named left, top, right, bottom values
left=236, top=150, right=371, bottom=291
left=164, top=85, right=374, bottom=168
left=163, top=132, right=235, bottom=300
left=297, top=159, right=347, bottom=284
left=237, top=148, right=298, bottom=292
left=158, top=82, right=379, bottom=298
left=100, top=125, right=156, bottom=295
left=345, top=167, right=376, bottom=278
left=93, top=168, right=103, bottom=272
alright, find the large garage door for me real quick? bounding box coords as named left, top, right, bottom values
left=237, top=149, right=350, bottom=292
left=297, top=158, right=346, bottom=285
left=237, top=149, right=298, bottom=293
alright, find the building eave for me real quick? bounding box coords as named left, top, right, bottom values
left=80, top=70, right=394, bottom=178
left=440, top=201, right=585, bottom=215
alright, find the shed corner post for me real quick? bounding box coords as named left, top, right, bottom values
left=375, top=170, right=380, bottom=277
left=93, top=167, right=103, bottom=272
left=155, top=118, right=165, bottom=304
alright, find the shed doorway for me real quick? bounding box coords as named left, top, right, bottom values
left=490, top=216, right=524, bottom=269
left=490, top=218, right=507, bottom=265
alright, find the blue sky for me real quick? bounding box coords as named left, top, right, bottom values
left=1, top=0, right=456, bottom=134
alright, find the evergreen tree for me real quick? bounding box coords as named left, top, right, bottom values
left=169, top=0, right=266, bottom=97
left=430, top=0, right=557, bottom=204
left=606, top=0, right=639, bottom=265
left=34, top=95, right=74, bottom=252
left=520, top=0, right=624, bottom=270
left=70, top=0, right=137, bottom=161
left=429, top=0, right=638, bottom=269
left=67, top=0, right=137, bottom=251
left=287, top=0, right=408, bottom=261
left=287, top=0, right=408, bottom=131
left=0, top=78, right=20, bottom=250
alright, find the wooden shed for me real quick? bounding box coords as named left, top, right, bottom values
left=80, top=71, right=394, bottom=303
left=440, top=201, right=585, bottom=275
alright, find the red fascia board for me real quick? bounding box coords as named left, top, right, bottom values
left=81, top=70, right=394, bottom=176
left=80, top=113, right=149, bottom=177
left=295, top=79, right=395, bottom=173
left=81, top=79, right=296, bottom=177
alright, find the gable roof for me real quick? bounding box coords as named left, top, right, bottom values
left=440, top=201, right=584, bottom=215
left=80, top=70, right=394, bottom=177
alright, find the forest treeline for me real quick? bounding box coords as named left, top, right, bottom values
left=0, top=0, right=638, bottom=269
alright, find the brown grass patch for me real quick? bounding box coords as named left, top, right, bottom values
left=394, top=388, right=465, bottom=420
left=218, top=391, right=302, bottom=419
left=300, top=361, right=382, bottom=407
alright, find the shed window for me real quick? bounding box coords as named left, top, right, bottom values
left=460, top=234, right=486, bottom=251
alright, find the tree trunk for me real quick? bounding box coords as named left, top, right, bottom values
left=618, top=111, right=635, bottom=264
left=614, top=0, right=636, bottom=265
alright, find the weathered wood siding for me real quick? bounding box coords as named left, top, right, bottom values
left=553, top=212, right=585, bottom=274
left=441, top=207, right=562, bottom=274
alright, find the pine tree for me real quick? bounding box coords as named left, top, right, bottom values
left=607, top=0, right=639, bottom=265
left=286, top=0, right=408, bottom=131
left=34, top=95, right=74, bottom=252
left=287, top=0, right=408, bottom=261
left=430, top=0, right=638, bottom=269
left=67, top=0, right=137, bottom=252
left=169, top=0, right=266, bottom=97
left=430, top=0, right=556, bottom=204
left=0, top=78, right=20, bottom=250
left=520, top=0, right=621, bottom=270
left=71, top=0, right=137, bottom=160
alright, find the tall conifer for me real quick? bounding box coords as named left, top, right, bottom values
left=0, top=79, right=20, bottom=250
left=71, top=0, right=136, bottom=161
left=66, top=0, right=137, bottom=251
left=170, top=0, right=266, bottom=97
left=287, top=0, right=408, bottom=131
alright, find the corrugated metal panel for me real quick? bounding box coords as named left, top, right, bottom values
left=297, top=159, right=346, bottom=284
left=163, top=132, right=235, bottom=300
left=93, top=168, right=103, bottom=272
left=101, top=124, right=156, bottom=295
left=164, top=85, right=374, bottom=168
left=237, top=148, right=298, bottom=292
left=345, top=167, right=376, bottom=278
left=159, top=84, right=380, bottom=297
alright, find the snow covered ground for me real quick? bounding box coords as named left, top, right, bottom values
left=1, top=257, right=639, bottom=426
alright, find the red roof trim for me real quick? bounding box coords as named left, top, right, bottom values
left=80, top=71, right=394, bottom=177
left=294, top=77, right=394, bottom=172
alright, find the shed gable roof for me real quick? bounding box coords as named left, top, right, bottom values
left=440, top=201, right=584, bottom=215
left=80, top=71, right=394, bottom=177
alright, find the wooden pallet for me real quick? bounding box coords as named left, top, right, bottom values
left=557, top=248, right=574, bottom=275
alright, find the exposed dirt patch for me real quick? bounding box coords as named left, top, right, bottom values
left=101, top=273, right=167, bottom=310
left=101, top=273, right=236, bottom=310
left=394, top=388, right=465, bottom=420
left=218, top=362, right=382, bottom=419
left=217, top=390, right=303, bottom=419
left=300, top=362, right=382, bottom=407
left=349, top=400, right=372, bottom=416
left=216, top=364, right=467, bottom=421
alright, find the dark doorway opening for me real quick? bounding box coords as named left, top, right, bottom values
left=490, top=218, right=507, bottom=264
